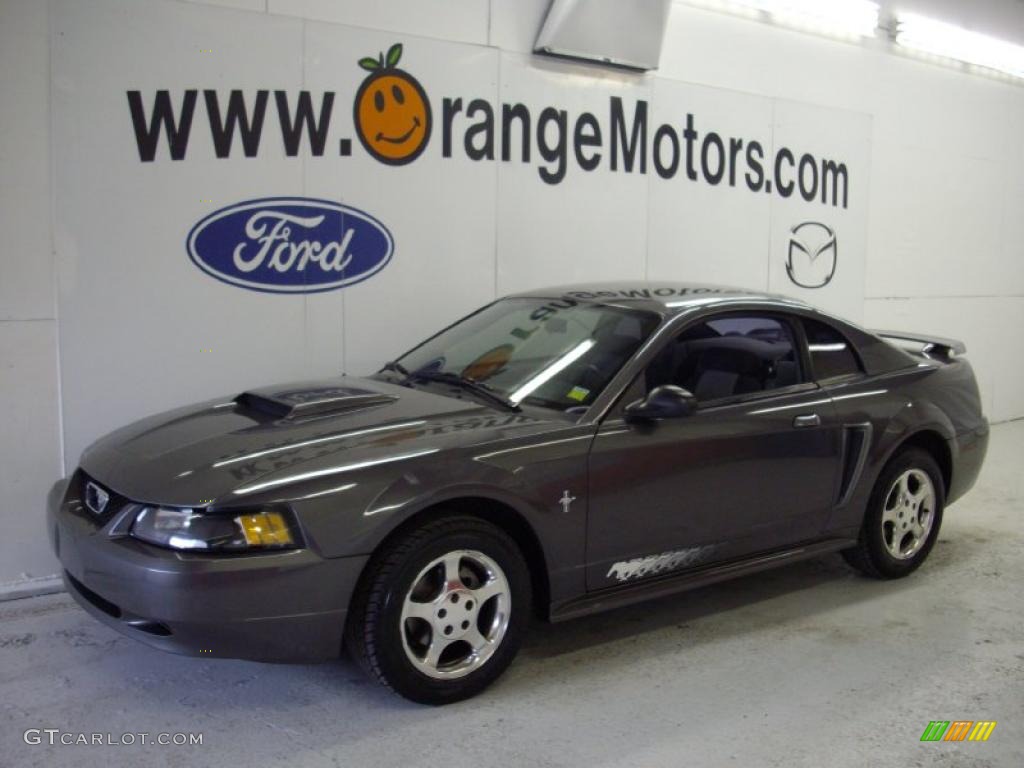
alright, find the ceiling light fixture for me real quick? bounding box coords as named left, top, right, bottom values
left=895, top=13, right=1024, bottom=80
left=683, top=0, right=880, bottom=40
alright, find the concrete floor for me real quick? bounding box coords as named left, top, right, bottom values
left=2, top=422, right=1022, bottom=768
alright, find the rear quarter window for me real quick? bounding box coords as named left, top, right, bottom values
left=802, top=317, right=863, bottom=382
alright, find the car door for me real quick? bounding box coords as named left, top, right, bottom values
left=585, top=311, right=843, bottom=591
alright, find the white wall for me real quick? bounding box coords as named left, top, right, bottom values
left=1, top=0, right=63, bottom=586
left=1, top=0, right=1022, bottom=587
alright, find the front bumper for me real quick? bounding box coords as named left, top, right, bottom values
left=46, top=477, right=367, bottom=662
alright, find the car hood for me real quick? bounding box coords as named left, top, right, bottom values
left=80, top=376, right=556, bottom=507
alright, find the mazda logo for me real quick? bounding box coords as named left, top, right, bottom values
left=786, top=221, right=837, bottom=289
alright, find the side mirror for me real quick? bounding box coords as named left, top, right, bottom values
left=624, top=385, right=697, bottom=423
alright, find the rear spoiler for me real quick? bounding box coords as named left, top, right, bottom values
left=872, top=330, right=966, bottom=359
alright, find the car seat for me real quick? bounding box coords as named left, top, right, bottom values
left=691, top=346, right=765, bottom=401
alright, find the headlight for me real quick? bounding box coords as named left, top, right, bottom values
left=130, top=506, right=297, bottom=552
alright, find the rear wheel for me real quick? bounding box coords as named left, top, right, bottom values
left=843, top=447, right=945, bottom=579
left=345, top=515, right=530, bottom=704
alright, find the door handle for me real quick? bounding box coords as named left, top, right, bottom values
left=793, top=413, right=821, bottom=428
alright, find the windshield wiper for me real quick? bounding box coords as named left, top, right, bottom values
left=410, top=371, right=520, bottom=412
left=380, top=360, right=410, bottom=378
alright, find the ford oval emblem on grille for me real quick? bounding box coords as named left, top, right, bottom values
left=84, top=481, right=110, bottom=515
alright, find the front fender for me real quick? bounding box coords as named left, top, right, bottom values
left=290, top=428, right=594, bottom=606
left=328, top=463, right=546, bottom=558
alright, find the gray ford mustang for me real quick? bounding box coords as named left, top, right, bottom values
left=48, top=283, right=988, bottom=704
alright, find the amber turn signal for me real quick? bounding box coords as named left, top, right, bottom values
left=236, top=511, right=294, bottom=548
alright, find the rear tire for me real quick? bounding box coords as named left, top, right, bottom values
left=842, top=447, right=945, bottom=579
left=345, top=515, right=531, bottom=705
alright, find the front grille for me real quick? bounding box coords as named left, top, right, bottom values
left=72, top=470, right=131, bottom=526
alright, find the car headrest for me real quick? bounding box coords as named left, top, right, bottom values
left=687, top=335, right=784, bottom=358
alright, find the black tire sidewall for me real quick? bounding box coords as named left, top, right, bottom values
left=863, top=448, right=945, bottom=578
left=371, top=521, right=531, bottom=705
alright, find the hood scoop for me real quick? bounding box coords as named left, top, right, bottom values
left=235, top=383, right=398, bottom=420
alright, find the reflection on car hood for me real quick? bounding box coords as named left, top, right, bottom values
left=79, top=376, right=555, bottom=507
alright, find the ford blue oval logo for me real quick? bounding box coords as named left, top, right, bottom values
left=186, top=197, right=393, bottom=294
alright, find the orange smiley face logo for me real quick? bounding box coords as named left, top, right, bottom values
left=354, top=44, right=432, bottom=165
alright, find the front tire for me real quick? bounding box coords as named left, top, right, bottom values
left=345, top=515, right=531, bottom=705
left=842, top=447, right=945, bottom=579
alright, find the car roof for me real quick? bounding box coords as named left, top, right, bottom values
left=506, top=282, right=812, bottom=316
left=504, top=282, right=918, bottom=378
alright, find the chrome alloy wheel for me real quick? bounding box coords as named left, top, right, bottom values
left=400, top=549, right=511, bottom=680
left=881, top=469, right=936, bottom=560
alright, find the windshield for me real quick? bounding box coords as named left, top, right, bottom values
left=392, top=298, right=660, bottom=412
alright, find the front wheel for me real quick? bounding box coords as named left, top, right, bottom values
left=842, top=447, right=945, bottom=579
left=345, top=515, right=531, bottom=704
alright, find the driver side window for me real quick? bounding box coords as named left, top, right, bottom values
left=644, top=315, right=803, bottom=404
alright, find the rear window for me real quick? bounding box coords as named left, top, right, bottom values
left=802, top=318, right=862, bottom=381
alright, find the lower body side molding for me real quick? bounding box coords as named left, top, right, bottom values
left=549, top=537, right=857, bottom=623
